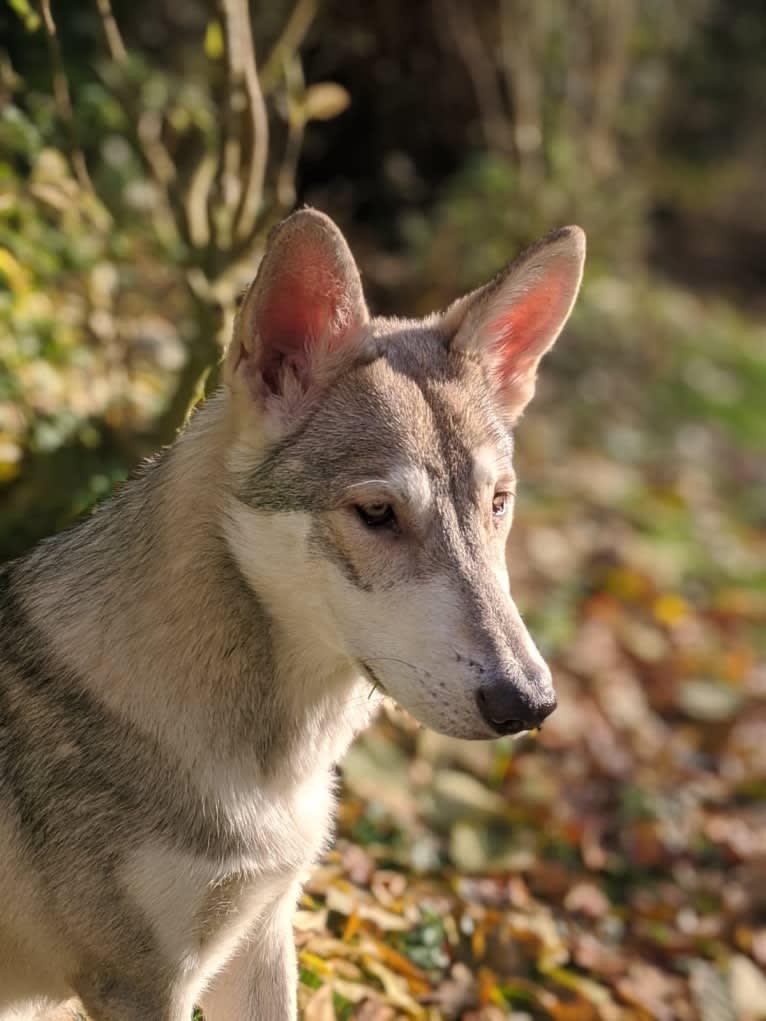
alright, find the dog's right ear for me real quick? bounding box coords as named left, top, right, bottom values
left=225, top=208, right=369, bottom=424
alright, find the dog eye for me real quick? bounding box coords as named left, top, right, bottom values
left=492, top=492, right=510, bottom=517
left=356, top=502, right=396, bottom=529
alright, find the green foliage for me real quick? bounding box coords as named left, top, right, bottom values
left=395, top=910, right=450, bottom=973
left=6, top=0, right=39, bottom=31
left=300, top=967, right=324, bottom=990
left=0, top=0, right=352, bottom=555
left=0, top=34, right=205, bottom=537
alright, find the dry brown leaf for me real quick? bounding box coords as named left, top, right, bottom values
left=370, top=870, right=408, bottom=906
left=752, top=928, right=766, bottom=967
left=307, top=864, right=345, bottom=894
left=571, top=933, right=626, bottom=980
left=430, top=963, right=476, bottom=1018
left=325, top=882, right=412, bottom=931
left=343, top=908, right=362, bottom=942
left=360, top=938, right=430, bottom=988
left=506, top=909, right=570, bottom=970
left=363, top=957, right=425, bottom=1017
left=475, top=966, right=500, bottom=1008
left=354, top=1000, right=397, bottom=1021
left=549, top=1003, right=599, bottom=1021
left=303, top=983, right=336, bottom=1021
left=342, top=843, right=376, bottom=886
left=615, top=962, right=687, bottom=1021
left=564, top=881, right=611, bottom=919
left=333, top=978, right=384, bottom=1004
left=294, top=908, right=329, bottom=932
left=544, top=966, right=621, bottom=1020
left=300, top=936, right=358, bottom=959
left=299, top=951, right=334, bottom=979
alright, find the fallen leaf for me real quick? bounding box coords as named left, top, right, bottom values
left=363, top=957, right=425, bottom=1017
left=362, top=938, right=430, bottom=988
left=304, top=983, right=336, bottom=1021
left=295, top=909, right=329, bottom=932
left=303, top=82, right=352, bottom=122
left=354, top=1000, right=397, bottom=1021
left=564, top=882, right=611, bottom=919
left=729, top=954, right=766, bottom=1019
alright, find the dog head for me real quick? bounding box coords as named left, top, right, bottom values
left=222, top=209, right=585, bottom=740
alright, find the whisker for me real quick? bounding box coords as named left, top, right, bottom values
left=339, top=690, right=387, bottom=711
left=363, top=654, right=433, bottom=679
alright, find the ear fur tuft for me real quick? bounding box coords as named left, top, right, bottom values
left=449, top=226, right=586, bottom=419
left=226, top=207, right=369, bottom=418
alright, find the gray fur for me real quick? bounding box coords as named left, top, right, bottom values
left=0, top=209, right=584, bottom=1020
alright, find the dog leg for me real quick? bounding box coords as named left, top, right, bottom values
left=200, top=938, right=296, bottom=1021
left=200, top=886, right=299, bottom=1021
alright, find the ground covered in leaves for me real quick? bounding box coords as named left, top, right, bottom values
left=293, top=278, right=766, bottom=1021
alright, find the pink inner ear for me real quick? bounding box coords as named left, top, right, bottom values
left=260, top=285, right=326, bottom=353
left=488, top=276, right=566, bottom=384
left=256, top=240, right=359, bottom=391
left=260, top=252, right=350, bottom=352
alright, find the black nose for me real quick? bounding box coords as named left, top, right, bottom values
left=476, top=678, right=557, bottom=736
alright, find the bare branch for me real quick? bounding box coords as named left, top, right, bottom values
left=206, top=2, right=241, bottom=254
left=276, top=55, right=306, bottom=209
left=587, top=0, right=638, bottom=175
left=186, top=153, right=218, bottom=249
left=137, top=111, right=177, bottom=188
left=95, top=0, right=127, bottom=63
left=499, top=0, right=548, bottom=177
left=277, top=118, right=304, bottom=211
left=93, top=2, right=195, bottom=249
left=217, top=0, right=269, bottom=248
left=36, top=0, right=95, bottom=195
left=438, top=0, right=513, bottom=156
left=261, top=0, right=318, bottom=95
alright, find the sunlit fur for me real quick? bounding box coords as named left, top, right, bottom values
left=0, top=210, right=584, bottom=1020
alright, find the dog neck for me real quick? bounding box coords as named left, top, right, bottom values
left=18, top=392, right=376, bottom=791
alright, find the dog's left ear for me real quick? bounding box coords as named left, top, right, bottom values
left=447, top=226, right=585, bottom=421
left=226, top=207, right=369, bottom=421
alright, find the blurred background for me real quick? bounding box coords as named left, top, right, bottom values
left=1, top=1, right=765, bottom=1018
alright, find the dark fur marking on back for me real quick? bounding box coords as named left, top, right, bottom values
left=0, top=565, right=246, bottom=864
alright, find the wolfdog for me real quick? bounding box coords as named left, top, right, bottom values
left=0, top=209, right=585, bottom=1019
